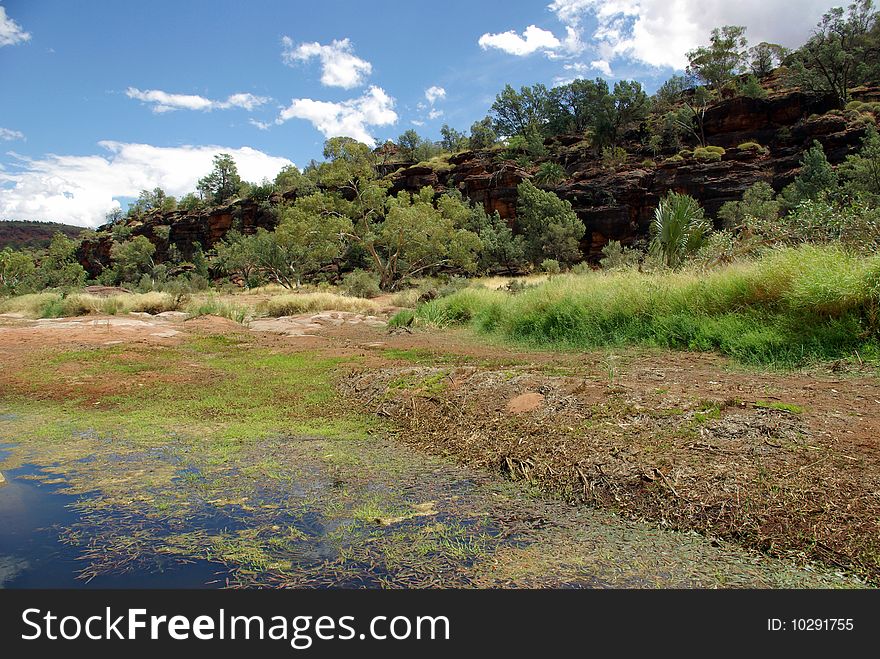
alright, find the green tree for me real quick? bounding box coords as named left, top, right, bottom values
left=441, top=192, right=526, bottom=273
left=593, top=80, right=650, bottom=148
left=686, top=25, right=749, bottom=90
left=469, top=118, right=498, bottom=149
left=38, top=233, right=87, bottom=289
left=840, top=124, right=880, bottom=201
left=669, top=85, right=713, bottom=147
left=397, top=129, right=441, bottom=162
left=547, top=78, right=609, bottom=134
left=516, top=180, right=584, bottom=267
left=213, top=231, right=263, bottom=288
left=652, top=75, right=692, bottom=112
left=259, top=198, right=351, bottom=288
left=490, top=84, right=550, bottom=137
left=397, top=129, right=422, bottom=161
left=749, top=42, right=789, bottom=77
left=314, top=138, right=390, bottom=240
left=178, top=193, right=204, bottom=211
left=440, top=124, right=469, bottom=152
left=650, top=192, right=711, bottom=268
left=0, top=248, right=36, bottom=295
left=781, top=140, right=839, bottom=208
left=343, top=187, right=482, bottom=289
left=739, top=75, right=767, bottom=98
left=129, top=187, right=176, bottom=217
left=110, top=236, right=156, bottom=284
left=274, top=164, right=317, bottom=197
left=197, top=153, right=243, bottom=205
left=104, top=207, right=124, bottom=225
left=788, top=0, right=878, bottom=106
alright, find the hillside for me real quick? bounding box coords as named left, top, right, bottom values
left=0, top=220, right=84, bottom=251
left=76, top=83, right=877, bottom=276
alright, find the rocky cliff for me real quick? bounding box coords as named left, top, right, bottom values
left=77, top=86, right=877, bottom=276
left=388, top=88, right=873, bottom=259
left=79, top=198, right=276, bottom=277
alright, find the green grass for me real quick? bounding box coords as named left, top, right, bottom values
left=6, top=336, right=376, bottom=449
left=754, top=400, right=804, bottom=414
left=404, top=245, right=880, bottom=368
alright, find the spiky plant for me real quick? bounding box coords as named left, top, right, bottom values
left=650, top=192, right=712, bottom=268
left=533, top=162, right=567, bottom=186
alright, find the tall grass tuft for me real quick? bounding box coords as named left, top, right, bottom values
left=414, top=245, right=880, bottom=366
left=184, top=296, right=253, bottom=324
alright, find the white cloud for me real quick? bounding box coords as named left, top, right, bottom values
left=221, top=93, right=270, bottom=111
left=478, top=25, right=561, bottom=56
left=425, top=86, right=446, bottom=105
left=547, top=0, right=839, bottom=71
left=126, top=88, right=214, bottom=113
left=281, top=37, right=372, bottom=89
left=0, top=7, right=30, bottom=47
left=0, top=142, right=292, bottom=227
left=0, top=128, right=25, bottom=142
left=591, top=59, right=613, bottom=76
left=553, top=60, right=605, bottom=85
left=126, top=88, right=269, bottom=114
left=427, top=109, right=444, bottom=120
left=249, top=119, right=272, bottom=131
left=276, top=86, right=397, bottom=147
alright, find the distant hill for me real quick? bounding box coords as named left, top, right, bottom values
left=0, top=220, right=85, bottom=250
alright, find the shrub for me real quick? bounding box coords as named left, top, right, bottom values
left=601, top=146, right=628, bottom=169
left=541, top=259, right=561, bottom=275
left=390, top=288, right=421, bottom=308
left=718, top=181, right=780, bottom=231
left=694, top=230, right=738, bottom=267
left=342, top=269, right=382, bottom=299
left=694, top=146, right=725, bottom=162
left=740, top=74, right=767, bottom=99
left=738, top=141, right=768, bottom=154
left=600, top=240, right=641, bottom=270
left=641, top=159, right=657, bottom=168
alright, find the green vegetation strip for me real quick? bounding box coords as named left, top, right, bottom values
left=405, top=245, right=880, bottom=367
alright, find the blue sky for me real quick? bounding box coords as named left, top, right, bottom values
left=0, top=0, right=840, bottom=226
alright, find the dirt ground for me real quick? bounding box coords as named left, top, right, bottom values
left=1, top=308, right=878, bottom=583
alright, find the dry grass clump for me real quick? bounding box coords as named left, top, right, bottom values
left=259, top=292, right=382, bottom=317
left=1, top=292, right=181, bottom=318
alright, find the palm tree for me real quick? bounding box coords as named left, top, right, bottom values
left=650, top=192, right=711, bottom=268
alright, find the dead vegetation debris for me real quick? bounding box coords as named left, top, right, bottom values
left=342, top=366, right=880, bottom=582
